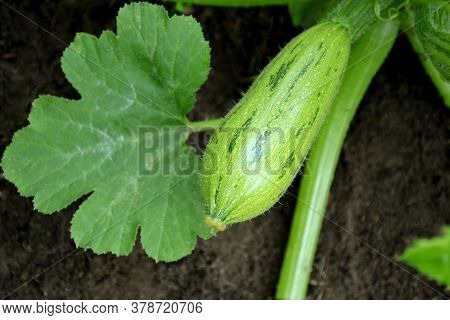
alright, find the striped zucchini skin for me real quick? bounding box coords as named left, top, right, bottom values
left=202, top=23, right=351, bottom=230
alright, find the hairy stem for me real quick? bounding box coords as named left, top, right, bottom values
left=276, top=20, right=399, bottom=300
left=326, top=0, right=402, bottom=42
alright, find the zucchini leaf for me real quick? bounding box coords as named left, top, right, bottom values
left=1, top=3, right=212, bottom=262
left=412, top=1, right=450, bottom=81
left=398, top=226, right=450, bottom=287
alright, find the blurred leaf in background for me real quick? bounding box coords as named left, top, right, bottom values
left=399, top=226, right=450, bottom=287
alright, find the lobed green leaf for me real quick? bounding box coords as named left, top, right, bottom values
left=1, top=3, right=212, bottom=262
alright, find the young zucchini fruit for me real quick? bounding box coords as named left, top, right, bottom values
left=202, top=22, right=351, bottom=231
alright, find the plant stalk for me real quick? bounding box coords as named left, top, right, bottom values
left=276, top=20, right=399, bottom=300
left=326, top=0, right=402, bottom=42
left=187, top=118, right=222, bottom=132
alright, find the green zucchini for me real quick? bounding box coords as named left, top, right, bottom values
left=202, top=22, right=351, bottom=231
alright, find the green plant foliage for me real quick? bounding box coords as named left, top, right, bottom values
left=398, top=226, right=450, bottom=286
left=413, top=1, right=450, bottom=81
left=288, top=0, right=339, bottom=27
left=165, top=0, right=290, bottom=7
left=1, top=3, right=213, bottom=262
left=405, top=14, right=450, bottom=107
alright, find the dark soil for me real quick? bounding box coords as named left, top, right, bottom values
left=0, top=0, right=449, bottom=299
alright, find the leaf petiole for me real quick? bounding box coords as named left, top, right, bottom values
left=187, top=118, right=222, bottom=132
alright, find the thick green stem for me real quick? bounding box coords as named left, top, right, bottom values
left=403, top=13, right=450, bottom=107
left=276, top=20, right=399, bottom=300
left=326, top=0, right=402, bottom=42
left=187, top=118, right=222, bottom=132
